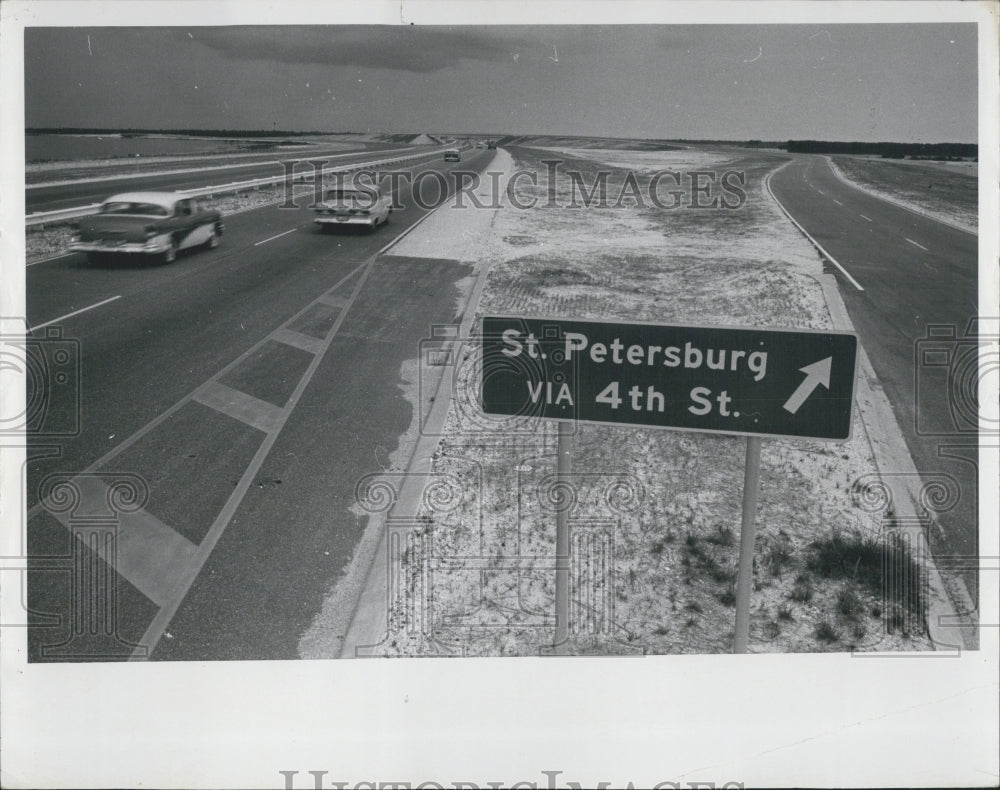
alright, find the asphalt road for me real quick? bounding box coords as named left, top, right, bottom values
left=25, top=141, right=424, bottom=213
left=25, top=148, right=493, bottom=661
left=770, top=156, right=979, bottom=591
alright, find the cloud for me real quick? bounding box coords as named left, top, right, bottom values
left=185, top=26, right=536, bottom=72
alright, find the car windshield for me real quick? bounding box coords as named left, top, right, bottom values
left=325, top=190, right=377, bottom=204
left=100, top=201, right=170, bottom=217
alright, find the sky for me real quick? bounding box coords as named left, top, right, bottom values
left=24, top=24, right=978, bottom=142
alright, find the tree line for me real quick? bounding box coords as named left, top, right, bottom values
left=786, top=140, right=977, bottom=159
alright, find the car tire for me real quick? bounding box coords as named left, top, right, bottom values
left=206, top=227, right=220, bottom=249
left=163, top=240, right=178, bottom=264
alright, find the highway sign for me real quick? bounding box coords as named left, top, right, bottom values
left=481, top=316, right=859, bottom=441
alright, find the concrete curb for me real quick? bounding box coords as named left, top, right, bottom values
left=765, top=162, right=975, bottom=652
left=336, top=149, right=515, bottom=657
left=824, top=155, right=977, bottom=236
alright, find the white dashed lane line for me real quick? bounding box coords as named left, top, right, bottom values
left=905, top=237, right=929, bottom=251
left=859, top=214, right=873, bottom=222
left=30, top=295, right=122, bottom=332
left=253, top=228, right=297, bottom=246
left=832, top=199, right=843, bottom=206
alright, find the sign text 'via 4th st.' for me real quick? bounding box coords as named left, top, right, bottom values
left=481, top=316, right=859, bottom=441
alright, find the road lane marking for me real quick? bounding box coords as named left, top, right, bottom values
left=764, top=165, right=865, bottom=291
left=832, top=199, right=843, bottom=206
left=193, top=381, right=284, bottom=433
left=823, top=155, right=976, bottom=236
left=905, top=237, right=929, bottom=251
left=859, top=214, right=873, bottom=222
left=43, top=475, right=199, bottom=609
left=131, top=256, right=378, bottom=660
left=30, top=295, right=122, bottom=332
left=272, top=327, right=326, bottom=355
left=27, top=252, right=76, bottom=267
left=317, top=292, right=350, bottom=308
left=253, top=228, right=297, bottom=246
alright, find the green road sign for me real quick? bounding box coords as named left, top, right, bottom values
left=481, top=316, right=859, bottom=441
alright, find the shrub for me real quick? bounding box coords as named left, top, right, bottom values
left=836, top=587, right=864, bottom=621
left=706, top=524, right=736, bottom=547
left=809, top=530, right=925, bottom=618
left=790, top=573, right=813, bottom=603
left=815, top=620, right=840, bottom=642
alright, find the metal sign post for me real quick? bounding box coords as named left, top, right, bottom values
left=733, top=436, right=762, bottom=653
left=553, top=420, right=573, bottom=654
left=480, top=315, right=858, bottom=655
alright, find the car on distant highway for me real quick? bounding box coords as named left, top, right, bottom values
left=68, top=191, right=223, bottom=264
left=444, top=148, right=461, bottom=162
left=314, top=184, right=392, bottom=231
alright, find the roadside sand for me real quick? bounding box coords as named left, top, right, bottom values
left=335, top=145, right=935, bottom=656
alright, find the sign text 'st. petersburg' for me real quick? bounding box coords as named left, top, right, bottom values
left=481, top=316, right=858, bottom=441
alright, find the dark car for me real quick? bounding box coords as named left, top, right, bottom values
left=68, top=191, right=224, bottom=264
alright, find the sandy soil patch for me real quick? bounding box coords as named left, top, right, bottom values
left=371, top=145, right=932, bottom=656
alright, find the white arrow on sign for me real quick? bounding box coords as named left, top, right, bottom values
left=783, top=357, right=832, bottom=414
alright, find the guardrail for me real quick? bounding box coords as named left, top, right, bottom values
left=26, top=145, right=453, bottom=228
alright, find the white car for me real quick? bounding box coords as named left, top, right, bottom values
left=314, top=185, right=392, bottom=231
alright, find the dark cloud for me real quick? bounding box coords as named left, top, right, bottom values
left=184, top=26, right=538, bottom=72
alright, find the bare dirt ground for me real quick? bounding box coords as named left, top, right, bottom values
left=829, top=155, right=977, bottom=232
left=375, top=145, right=933, bottom=656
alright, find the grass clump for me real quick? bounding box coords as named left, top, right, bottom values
left=808, top=530, right=925, bottom=618
left=705, top=524, right=736, bottom=547
left=836, top=587, right=864, bottom=621
left=761, top=532, right=794, bottom=578
left=815, top=620, right=840, bottom=643
left=789, top=573, right=814, bottom=603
